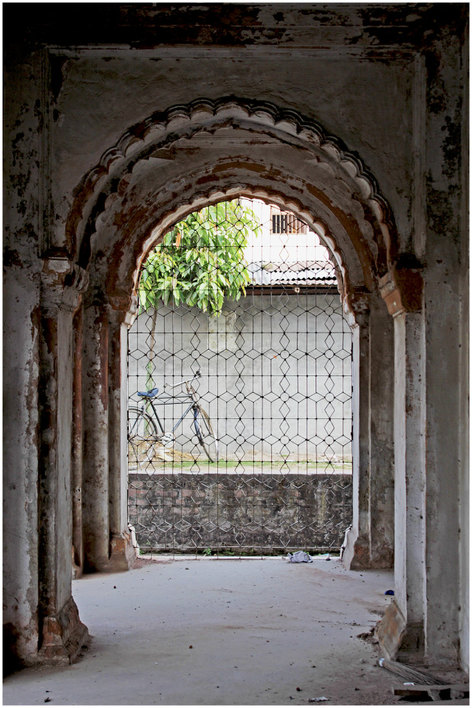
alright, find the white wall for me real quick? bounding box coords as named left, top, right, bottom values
left=128, top=292, right=352, bottom=465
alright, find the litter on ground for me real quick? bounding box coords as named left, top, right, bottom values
left=287, top=551, right=313, bottom=563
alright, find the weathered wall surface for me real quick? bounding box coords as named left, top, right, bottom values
left=51, top=53, right=413, bottom=241
left=128, top=472, right=352, bottom=552
left=3, top=49, right=42, bottom=670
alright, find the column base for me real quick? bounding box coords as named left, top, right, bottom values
left=108, top=530, right=138, bottom=571
left=3, top=619, right=39, bottom=674
left=86, top=530, right=137, bottom=573
left=342, top=528, right=394, bottom=570
left=342, top=529, right=371, bottom=569
left=38, top=597, right=90, bottom=665
left=376, top=600, right=425, bottom=661
left=370, top=541, right=394, bottom=569
left=72, top=544, right=83, bottom=579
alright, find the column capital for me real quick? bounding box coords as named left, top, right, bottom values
left=108, top=292, right=139, bottom=326
left=379, top=265, right=423, bottom=317
left=83, top=287, right=137, bottom=326
left=343, top=288, right=370, bottom=326
left=41, top=258, right=89, bottom=314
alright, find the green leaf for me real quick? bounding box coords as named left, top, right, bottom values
left=137, top=200, right=260, bottom=315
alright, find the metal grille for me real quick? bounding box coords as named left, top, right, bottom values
left=127, top=199, right=352, bottom=556
left=270, top=205, right=308, bottom=234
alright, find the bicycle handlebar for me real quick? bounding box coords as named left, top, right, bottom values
left=164, top=370, right=201, bottom=390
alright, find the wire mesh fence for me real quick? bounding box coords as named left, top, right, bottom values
left=127, top=199, right=353, bottom=556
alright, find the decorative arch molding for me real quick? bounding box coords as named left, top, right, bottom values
left=109, top=183, right=356, bottom=315
left=68, top=97, right=398, bottom=290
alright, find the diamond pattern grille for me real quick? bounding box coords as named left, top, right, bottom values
left=127, top=199, right=352, bottom=555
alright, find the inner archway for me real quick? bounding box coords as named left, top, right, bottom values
left=127, top=197, right=353, bottom=557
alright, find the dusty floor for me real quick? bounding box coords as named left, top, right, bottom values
left=4, top=557, right=399, bottom=705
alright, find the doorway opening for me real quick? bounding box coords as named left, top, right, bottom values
left=127, top=199, right=353, bottom=557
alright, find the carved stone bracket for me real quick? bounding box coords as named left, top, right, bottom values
left=109, top=292, right=139, bottom=326
left=343, top=288, right=370, bottom=327
left=41, top=258, right=89, bottom=314
left=379, top=266, right=423, bottom=317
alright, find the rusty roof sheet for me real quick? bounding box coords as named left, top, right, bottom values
left=247, top=260, right=337, bottom=286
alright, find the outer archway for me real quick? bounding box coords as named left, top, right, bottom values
left=69, top=98, right=397, bottom=290
left=71, top=98, right=397, bottom=574
left=41, top=98, right=417, bottom=665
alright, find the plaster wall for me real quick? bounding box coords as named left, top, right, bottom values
left=421, top=21, right=467, bottom=665
left=424, top=265, right=461, bottom=663
left=4, top=51, right=42, bottom=668
left=459, top=27, right=469, bottom=671
left=459, top=149, right=469, bottom=674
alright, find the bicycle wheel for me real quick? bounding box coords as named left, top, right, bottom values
left=128, top=407, right=158, bottom=441
left=194, top=406, right=219, bottom=462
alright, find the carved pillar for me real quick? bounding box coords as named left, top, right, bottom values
left=342, top=290, right=395, bottom=571
left=377, top=266, right=426, bottom=660
left=37, top=258, right=89, bottom=664
left=82, top=291, right=136, bottom=572
left=71, top=305, right=84, bottom=577
left=82, top=292, right=111, bottom=571
left=107, top=299, right=138, bottom=570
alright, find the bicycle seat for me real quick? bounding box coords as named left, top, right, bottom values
left=137, top=387, right=159, bottom=398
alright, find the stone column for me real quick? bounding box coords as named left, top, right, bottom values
left=377, top=267, right=426, bottom=660
left=82, top=292, right=136, bottom=572
left=368, top=298, right=395, bottom=567
left=82, top=292, right=111, bottom=571
left=342, top=291, right=394, bottom=570
left=107, top=301, right=138, bottom=570
left=423, top=263, right=462, bottom=665
left=3, top=261, right=41, bottom=669
left=37, top=258, right=90, bottom=663
left=71, top=305, right=84, bottom=577
left=342, top=296, right=371, bottom=569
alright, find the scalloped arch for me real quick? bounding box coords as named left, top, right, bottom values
left=134, top=184, right=349, bottom=295
left=69, top=97, right=398, bottom=291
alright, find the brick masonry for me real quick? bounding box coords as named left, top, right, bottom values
left=128, top=473, right=352, bottom=553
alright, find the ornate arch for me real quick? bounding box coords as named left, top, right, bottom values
left=106, top=182, right=353, bottom=312
left=74, top=98, right=398, bottom=588
left=68, top=97, right=398, bottom=304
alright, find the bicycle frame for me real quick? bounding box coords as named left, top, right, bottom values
left=137, top=372, right=202, bottom=438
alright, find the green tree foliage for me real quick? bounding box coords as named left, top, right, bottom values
left=138, top=201, right=261, bottom=316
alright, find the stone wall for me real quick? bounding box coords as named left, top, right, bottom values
left=128, top=472, right=352, bottom=553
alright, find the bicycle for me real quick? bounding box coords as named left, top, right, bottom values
left=128, top=370, right=218, bottom=462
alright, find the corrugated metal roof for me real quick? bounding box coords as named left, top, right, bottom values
left=247, top=260, right=337, bottom=286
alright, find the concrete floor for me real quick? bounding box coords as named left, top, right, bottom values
left=4, top=557, right=398, bottom=705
